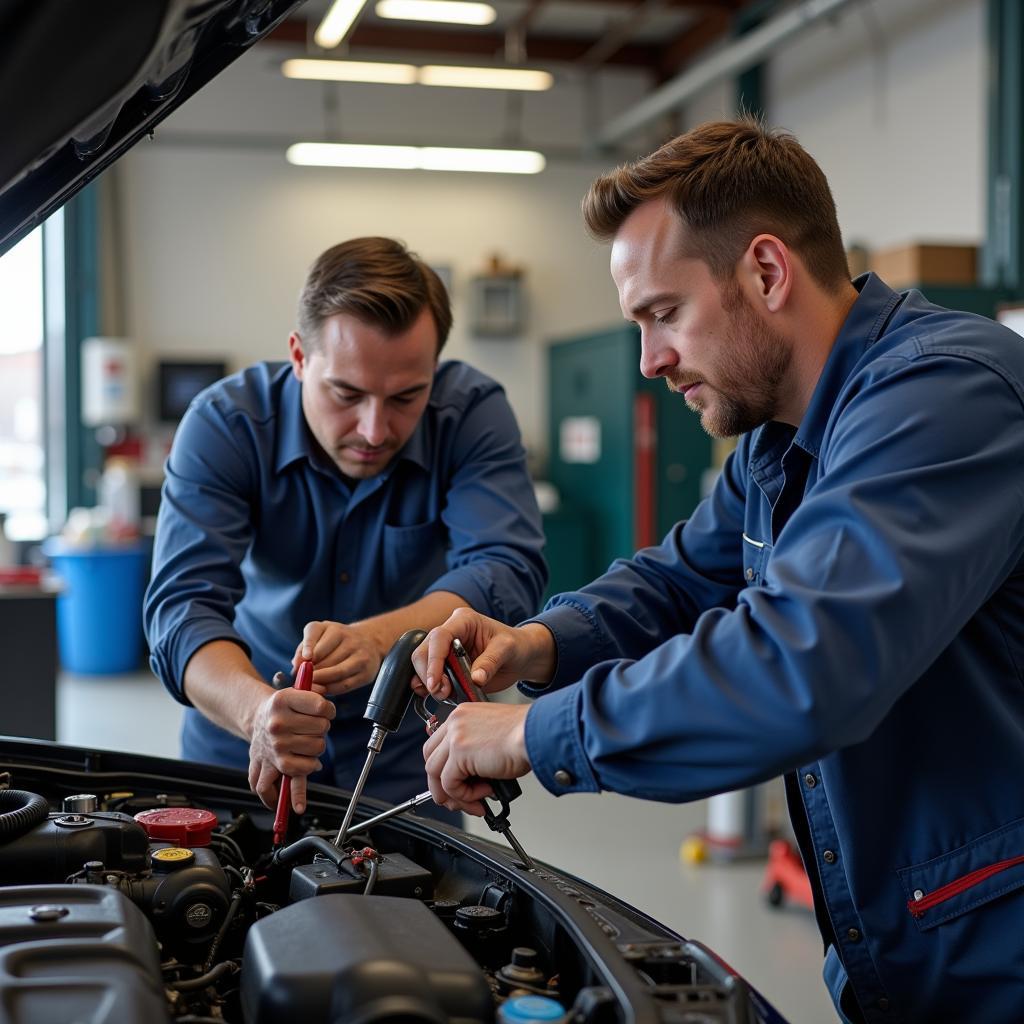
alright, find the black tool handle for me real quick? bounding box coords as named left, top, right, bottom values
left=364, top=628, right=428, bottom=732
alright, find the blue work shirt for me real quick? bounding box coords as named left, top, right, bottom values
left=523, top=275, right=1024, bottom=1023
left=145, top=359, right=546, bottom=811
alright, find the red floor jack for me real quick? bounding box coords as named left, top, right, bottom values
left=761, top=839, right=815, bottom=911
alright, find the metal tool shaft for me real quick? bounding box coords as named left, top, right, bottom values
left=333, top=729, right=384, bottom=847
left=497, top=825, right=535, bottom=870
left=347, top=791, right=433, bottom=833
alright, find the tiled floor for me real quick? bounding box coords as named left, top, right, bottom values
left=55, top=668, right=837, bottom=1022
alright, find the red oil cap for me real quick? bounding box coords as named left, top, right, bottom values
left=134, top=807, right=218, bottom=847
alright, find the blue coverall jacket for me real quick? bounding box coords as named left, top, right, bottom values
left=523, top=275, right=1024, bottom=1022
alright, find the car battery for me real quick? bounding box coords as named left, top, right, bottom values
left=288, top=851, right=433, bottom=901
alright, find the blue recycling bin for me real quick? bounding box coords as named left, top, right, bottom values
left=43, top=540, right=149, bottom=674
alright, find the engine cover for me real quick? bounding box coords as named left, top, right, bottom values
left=0, top=884, right=170, bottom=1024
left=0, top=812, right=149, bottom=882
left=241, top=894, right=493, bottom=1024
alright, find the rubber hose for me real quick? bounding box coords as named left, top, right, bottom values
left=0, top=789, right=50, bottom=840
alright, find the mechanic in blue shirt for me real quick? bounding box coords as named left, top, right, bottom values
left=413, top=121, right=1024, bottom=1022
left=145, top=236, right=546, bottom=821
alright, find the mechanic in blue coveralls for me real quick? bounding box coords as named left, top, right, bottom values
left=413, top=121, right=1024, bottom=1023
left=145, top=236, right=546, bottom=822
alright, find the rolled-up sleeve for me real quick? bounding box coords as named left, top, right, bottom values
left=144, top=400, right=255, bottom=702
left=425, top=384, right=547, bottom=623
left=525, top=352, right=1024, bottom=802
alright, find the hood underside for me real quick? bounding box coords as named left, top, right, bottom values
left=0, top=0, right=304, bottom=257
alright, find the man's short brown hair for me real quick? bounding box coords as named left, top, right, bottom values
left=583, top=118, right=849, bottom=292
left=297, top=236, right=453, bottom=352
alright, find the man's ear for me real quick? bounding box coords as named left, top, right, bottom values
left=738, top=234, right=792, bottom=314
left=287, top=332, right=306, bottom=380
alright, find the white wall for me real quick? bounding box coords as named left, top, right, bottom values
left=767, top=0, right=985, bottom=249
left=119, top=42, right=655, bottom=463
left=117, top=0, right=987, bottom=463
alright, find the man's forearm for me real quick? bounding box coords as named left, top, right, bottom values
left=182, top=640, right=273, bottom=741
left=353, top=590, right=468, bottom=661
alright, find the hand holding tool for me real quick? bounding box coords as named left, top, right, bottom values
left=272, top=660, right=314, bottom=846
left=333, top=628, right=427, bottom=847
left=437, top=638, right=535, bottom=869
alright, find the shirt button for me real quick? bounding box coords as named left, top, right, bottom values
left=823, top=850, right=836, bottom=864
left=847, top=928, right=861, bottom=943
left=878, top=998, right=890, bottom=1012
left=804, top=773, right=817, bottom=788
left=553, top=769, right=575, bottom=787
left=745, top=567, right=755, bottom=580
left=339, top=571, right=350, bottom=583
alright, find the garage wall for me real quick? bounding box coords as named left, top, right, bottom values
left=768, top=0, right=985, bottom=250
left=117, top=0, right=986, bottom=465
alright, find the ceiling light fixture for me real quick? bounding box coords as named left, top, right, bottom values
left=374, top=0, right=496, bottom=25
left=315, top=0, right=370, bottom=48
left=286, top=142, right=545, bottom=174
left=282, top=58, right=417, bottom=84
left=282, top=59, right=552, bottom=91
left=419, top=66, right=552, bottom=90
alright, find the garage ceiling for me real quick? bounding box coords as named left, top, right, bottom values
left=270, top=0, right=754, bottom=79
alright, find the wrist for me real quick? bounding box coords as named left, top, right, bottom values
left=520, top=623, right=556, bottom=685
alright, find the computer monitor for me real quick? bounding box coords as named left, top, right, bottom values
left=157, top=360, right=227, bottom=424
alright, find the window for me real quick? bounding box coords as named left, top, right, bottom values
left=0, top=228, right=45, bottom=540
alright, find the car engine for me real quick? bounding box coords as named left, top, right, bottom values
left=0, top=744, right=779, bottom=1024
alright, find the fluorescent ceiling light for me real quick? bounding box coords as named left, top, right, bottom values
left=282, top=59, right=553, bottom=92
left=419, top=66, right=552, bottom=90
left=287, top=142, right=545, bottom=174
left=315, top=0, right=370, bottom=48
left=375, top=0, right=496, bottom=25
left=282, top=58, right=417, bottom=84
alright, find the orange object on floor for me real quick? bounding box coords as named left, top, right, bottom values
left=762, top=839, right=814, bottom=911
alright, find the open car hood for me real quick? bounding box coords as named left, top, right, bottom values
left=0, top=736, right=788, bottom=1023
left=0, top=0, right=303, bottom=257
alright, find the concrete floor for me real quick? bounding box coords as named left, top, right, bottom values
left=55, top=668, right=838, bottom=1023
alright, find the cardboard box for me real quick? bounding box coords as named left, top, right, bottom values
left=868, top=243, right=978, bottom=288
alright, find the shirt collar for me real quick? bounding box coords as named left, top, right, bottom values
left=275, top=370, right=313, bottom=473
left=274, top=362, right=436, bottom=476
left=792, top=272, right=903, bottom=458
left=748, top=273, right=902, bottom=471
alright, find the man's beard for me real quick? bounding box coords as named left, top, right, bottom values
left=668, top=286, right=792, bottom=438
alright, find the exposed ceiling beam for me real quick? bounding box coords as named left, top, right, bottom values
left=267, top=19, right=662, bottom=67
left=598, top=0, right=858, bottom=145
left=579, top=0, right=668, bottom=69
left=658, top=7, right=732, bottom=79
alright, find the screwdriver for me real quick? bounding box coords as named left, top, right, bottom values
left=440, top=638, right=535, bottom=870
left=272, top=660, right=314, bottom=846
left=346, top=790, right=434, bottom=833
left=333, top=628, right=427, bottom=847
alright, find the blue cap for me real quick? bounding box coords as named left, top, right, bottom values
left=498, top=995, right=566, bottom=1024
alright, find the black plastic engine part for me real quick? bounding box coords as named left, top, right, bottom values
left=497, top=946, right=553, bottom=995
left=0, top=789, right=48, bottom=840
left=288, top=850, right=433, bottom=901
left=116, top=843, right=230, bottom=960
left=452, top=903, right=510, bottom=968
left=0, top=811, right=149, bottom=882
left=0, top=883, right=171, bottom=1023
left=241, top=894, right=493, bottom=1024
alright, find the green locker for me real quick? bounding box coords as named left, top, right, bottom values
left=545, top=326, right=713, bottom=596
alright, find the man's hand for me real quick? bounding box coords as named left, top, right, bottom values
left=247, top=686, right=336, bottom=813
left=422, top=702, right=531, bottom=815
left=411, top=608, right=557, bottom=699
left=292, top=620, right=382, bottom=695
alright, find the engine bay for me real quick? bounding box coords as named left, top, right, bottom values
left=0, top=741, right=779, bottom=1024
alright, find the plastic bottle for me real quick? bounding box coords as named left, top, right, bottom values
left=98, top=458, right=141, bottom=537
